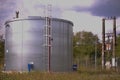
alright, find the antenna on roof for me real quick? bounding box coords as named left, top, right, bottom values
left=16, top=11, right=19, bottom=18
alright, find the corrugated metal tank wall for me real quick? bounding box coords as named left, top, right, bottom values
left=4, top=17, right=73, bottom=72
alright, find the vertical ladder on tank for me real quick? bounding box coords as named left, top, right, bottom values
left=44, top=4, right=52, bottom=72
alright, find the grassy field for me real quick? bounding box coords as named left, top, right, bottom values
left=0, top=67, right=120, bottom=80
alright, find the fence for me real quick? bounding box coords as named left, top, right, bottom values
left=74, top=57, right=120, bottom=71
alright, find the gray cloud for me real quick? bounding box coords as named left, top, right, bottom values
left=90, top=0, right=120, bottom=17
left=72, top=6, right=90, bottom=12
left=0, top=0, right=17, bottom=24
left=35, top=4, right=45, bottom=9
left=73, top=0, right=120, bottom=17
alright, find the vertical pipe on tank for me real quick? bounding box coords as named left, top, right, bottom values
left=48, top=17, right=51, bottom=72
left=4, top=23, right=10, bottom=71
left=21, top=21, right=24, bottom=72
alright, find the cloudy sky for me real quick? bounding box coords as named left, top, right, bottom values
left=0, top=0, right=120, bottom=39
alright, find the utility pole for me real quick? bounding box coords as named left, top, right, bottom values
left=101, top=16, right=117, bottom=69
left=102, top=18, right=105, bottom=69
left=112, top=16, right=116, bottom=67
left=95, top=39, right=97, bottom=69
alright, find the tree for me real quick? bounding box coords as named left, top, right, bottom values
left=116, top=35, right=120, bottom=57
left=0, top=41, right=4, bottom=65
left=73, top=31, right=101, bottom=60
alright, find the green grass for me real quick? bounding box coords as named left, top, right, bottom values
left=0, top=62, right=120, bottom=80
left=0, top=68, right=120, bottom=80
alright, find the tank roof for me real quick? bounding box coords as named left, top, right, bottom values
left=5, top=16, right=73, bottom=26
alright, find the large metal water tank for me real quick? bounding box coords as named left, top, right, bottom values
left=4, top=17, right=73, bottom=72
